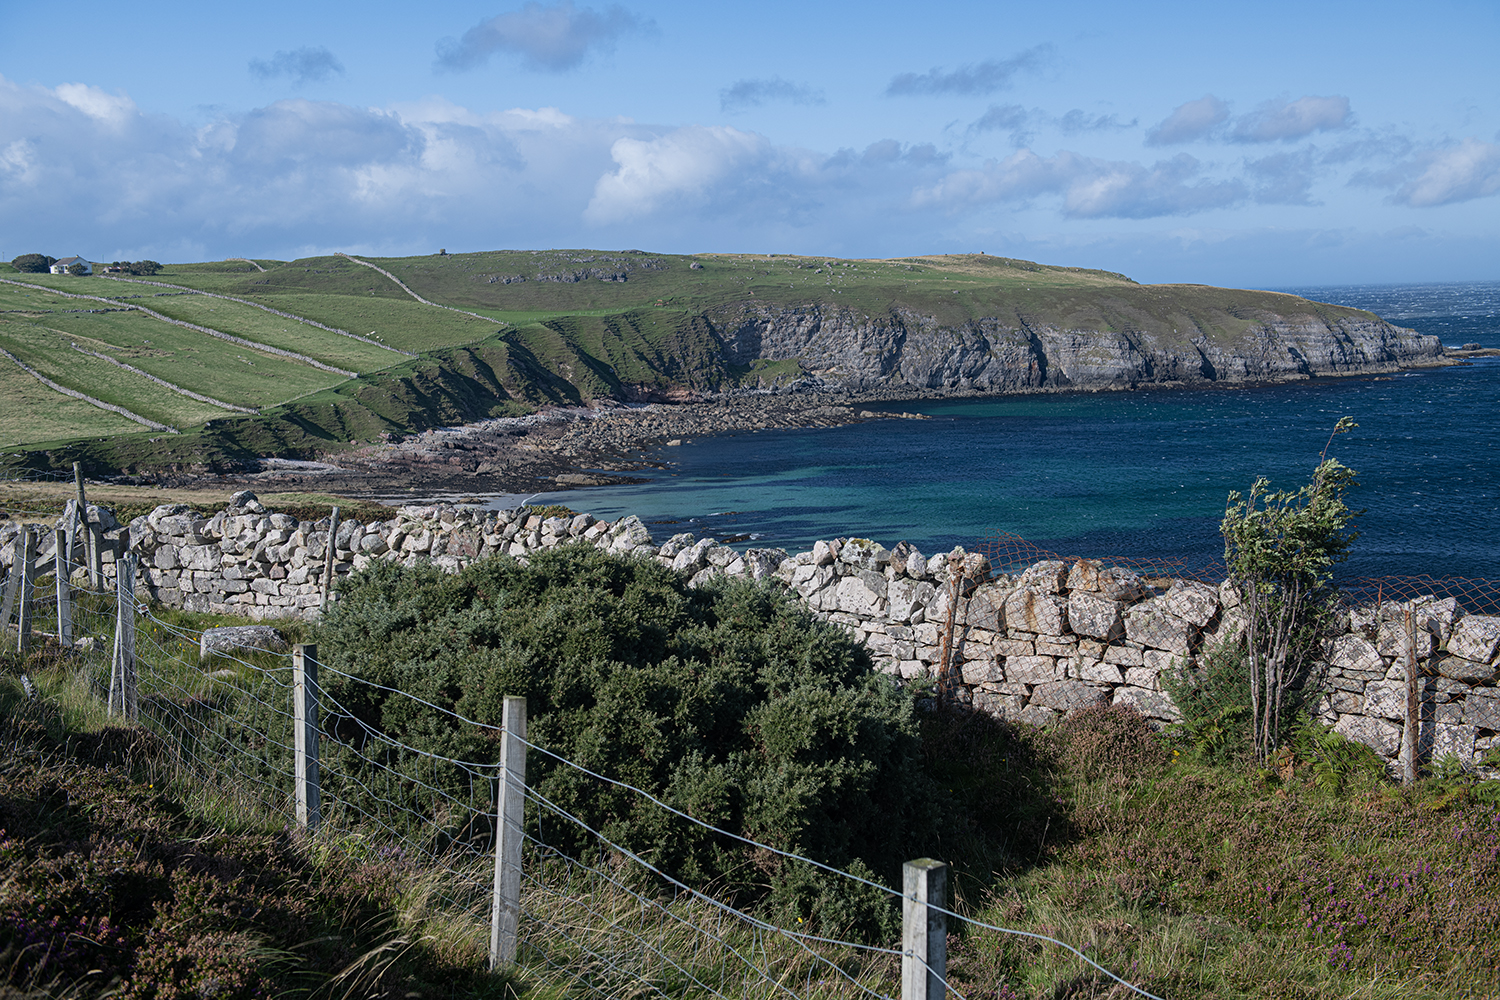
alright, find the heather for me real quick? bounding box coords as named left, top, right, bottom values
left=0, top=705, right=511, bottom=999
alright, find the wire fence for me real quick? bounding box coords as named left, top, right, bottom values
left=0, top=547, right=1172, bottom=1000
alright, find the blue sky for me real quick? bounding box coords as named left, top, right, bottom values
left=2, top=0, right=1496, bottom=286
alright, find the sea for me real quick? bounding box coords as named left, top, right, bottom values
left=503, top=282, right=1500, bottom=583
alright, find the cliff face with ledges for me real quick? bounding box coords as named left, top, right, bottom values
left=712, top=302, right=1442, bottom=392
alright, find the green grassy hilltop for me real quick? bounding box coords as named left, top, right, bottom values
left=0, top=250, right=1399, bottom=474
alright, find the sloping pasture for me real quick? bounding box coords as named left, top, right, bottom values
left=0, top=320, right=227, bottom=429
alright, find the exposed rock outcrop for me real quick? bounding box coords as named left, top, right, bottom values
left=712, top=302, right=1442, bottom=392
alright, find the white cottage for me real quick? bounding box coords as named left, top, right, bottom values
left=50, top=256, right=93, bottom=274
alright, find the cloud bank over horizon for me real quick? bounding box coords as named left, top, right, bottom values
left=2, top=0, right=1497, bottom=287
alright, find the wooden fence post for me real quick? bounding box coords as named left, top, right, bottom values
left=320, top=507, right=340, bottom=613
left=110, top=553, right=137, bottom=720
left=16, top=527, right=35, bottom=655
left=0, top=529, right=27, bottom=634
left=54, top=523, right=72, bottom=648
left=902, top=859, right=947, bottom=1000
left=293, top=644, right=322, bottom=832
left=490, top=695, right=528, bottom=970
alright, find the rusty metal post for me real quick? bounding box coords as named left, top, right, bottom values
left=320, top=507, right=340, bottom=612
left=1402, top=608, right=1419, bottom=784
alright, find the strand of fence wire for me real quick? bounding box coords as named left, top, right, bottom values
left=510, top=728, right=1166, bottom=1000
left=134, top=609, right=498, bottom=850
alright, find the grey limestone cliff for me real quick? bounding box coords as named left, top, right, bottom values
left=711, top=298, right=1442, bottom=393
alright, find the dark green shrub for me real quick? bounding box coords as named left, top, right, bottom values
left=314, top=545, right=953, bottom=939
left=10, top=253, right=55, bottom=273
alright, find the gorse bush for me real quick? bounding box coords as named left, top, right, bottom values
left=315, top=544, right=955, bottom=939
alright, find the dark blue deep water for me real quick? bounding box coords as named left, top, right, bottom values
left=513, top=282, right=1500, bottom=581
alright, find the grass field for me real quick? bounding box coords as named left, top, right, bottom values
left=132, top=292, right=407, bottom=372
left=0, top=348, right=143, bottom=448
left=0, top=319, right=223, bottom=428
left=0, top=309, right=343, bottom=408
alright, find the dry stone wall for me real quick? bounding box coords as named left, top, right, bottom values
left=5, top=493, right=1497, bottom=770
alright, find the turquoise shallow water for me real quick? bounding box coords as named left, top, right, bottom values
left=510, top=282, right=1500, bottom=581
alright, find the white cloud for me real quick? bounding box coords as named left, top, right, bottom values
left=1145, top=95, right=1229, bottom=145
left=1230, top=95, right=1351, bottom=143
left=0, top=139, right=38, bottom=184
left=1367, top=138, right=1500, bottom=207
left=886, top=45, right=1053, bottom=97
left=585, top=126, right=773, bottom=223
left=913, top=149, right=1246, bottom=219
left=53, top=82, right=138, bottom=128
left=436, top=1, right=651, bottom=72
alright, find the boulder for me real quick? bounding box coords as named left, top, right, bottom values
left=1362, top=680, right=1406, bottom=721
left=1334, top=715, right=1401, bottom=757
left=1123, top=598, right=1194, bottom=654
left=1434, top=654, right=1497, bottom=684
left=1463, top=689, right=1500, bottom=729
left=833, top=572, right=887, bottom=616
left=1422, top=723, right=1477, bottom=764
left=742, top=548, right=789, bottom=581
left=1065, top=560, right=1144, bottom=601
left=1004, top=587, right=1067, bottom=636
left=972, top=690, right=1025, bottom=720
left=838, top=538, right=890, bottom=572
left=1161, top=581, right=1219, bottom=628
left=1112, top=686, right=1180, bottom=722
left=1019, top=560, right=1068, bottom=594
left=199, top=625, right=289, bottom=663
left=1324, top=634, right=1386, bottom=679
left=1003, top=655, right=1058, bottom=684
left=657, top=532, right=696, bottom=559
